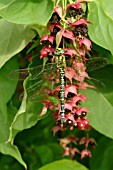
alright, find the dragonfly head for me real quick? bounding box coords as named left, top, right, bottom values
left=54, top=48, right=64, bottom=56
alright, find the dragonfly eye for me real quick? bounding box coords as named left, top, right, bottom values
left=54, top=51, right=57, bottom=55
left=54, top=49, right=64, bottom=55
left=60, top=49, right=64, bottom=54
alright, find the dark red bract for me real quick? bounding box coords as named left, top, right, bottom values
left=67, top=2, right=82, bottom=10
left=40, top=46, right=54, bottom=58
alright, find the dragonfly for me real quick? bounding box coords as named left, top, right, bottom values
left=9, top=50, right=109, bottom=123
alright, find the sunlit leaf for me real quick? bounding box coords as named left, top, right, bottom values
left=0, top=19, right=35, bottom=68
left=0, top=57, right=27, bottom=168
left=8, top=54, right=51, bottom=142
left=88, top=0, right=113, bottom=54
left=0, top=0, right=14, bottom=10
left=0, top=0, right=54, bottom=25
left=39, top=159, right=89, bottom=170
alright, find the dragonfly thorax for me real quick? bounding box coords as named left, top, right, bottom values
left=54, top=48, right=64, bottom=56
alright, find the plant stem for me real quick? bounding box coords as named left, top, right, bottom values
left=56, top=0, right=61, bottom=6
left=62, top=0, right=65, bottom=9
left=68, top=0, right=73, bottom=3
left=64, top=0, right=67, bottom=10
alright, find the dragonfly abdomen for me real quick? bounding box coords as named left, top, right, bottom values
left=59, top=66, right=65, bottom=123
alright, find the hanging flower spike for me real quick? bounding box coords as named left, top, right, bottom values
left=38, top=0, right=95, bottom=159
left=40, top=46, right=54, bottom=58
left=81, top=149, right=92, bottom=159
left=40, top=35, right=55, bottom=45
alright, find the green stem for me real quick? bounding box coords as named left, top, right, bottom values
left=56, top=0, right=61, bottom=6
left=68, top=0, right=73, bottom=4
left=64, top=0, right=67, bottom=10
left=62, top=0, right=65, bottom=9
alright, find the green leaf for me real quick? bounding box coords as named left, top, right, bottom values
left=27, top=39, right=40, bottom=54
left=90, top=137, right=113, bottom=170
left=35, top=145, right=54, bottom=165
left=81, top=65, right=113, bottom=139
left=38, top=159, right=89, bottom=170
left=0, top=19, right=35, bottom=68
left=0, top=0, right=14, bottom=10
left=100, top=0, right=113, bottom=19
left=8, top=54, right=51, bottom=142
left=0, top=155, right=24, bottom=170
left=0, top=0, right=54, bottom=25
left=8, top=95, right=48, bottom=141
left=88, top=0, right=113, bottom=54
left=0, top=57, right=27, bottom=169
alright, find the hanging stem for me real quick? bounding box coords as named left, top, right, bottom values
left=64, top=0, right=67, bottom=10
left=68, top=0, right=73, bottom=4
left=56, top=0, right=61, bottom=6
left=62, top=0, right=67, bottom=11
left=62, top=0, right=65, bottom=10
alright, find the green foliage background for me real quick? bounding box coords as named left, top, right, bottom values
left=0, top=0, right=113, bottom=169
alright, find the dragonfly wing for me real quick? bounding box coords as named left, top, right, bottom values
left=9, top=68, right=29, bottom=80
left=19, top=79, right=49, bottom=101
left=86, top=57, right=109, bottom=72
left=9, top=63, right=57, bottom=81
left=85, top=77, right=105, bottom=88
